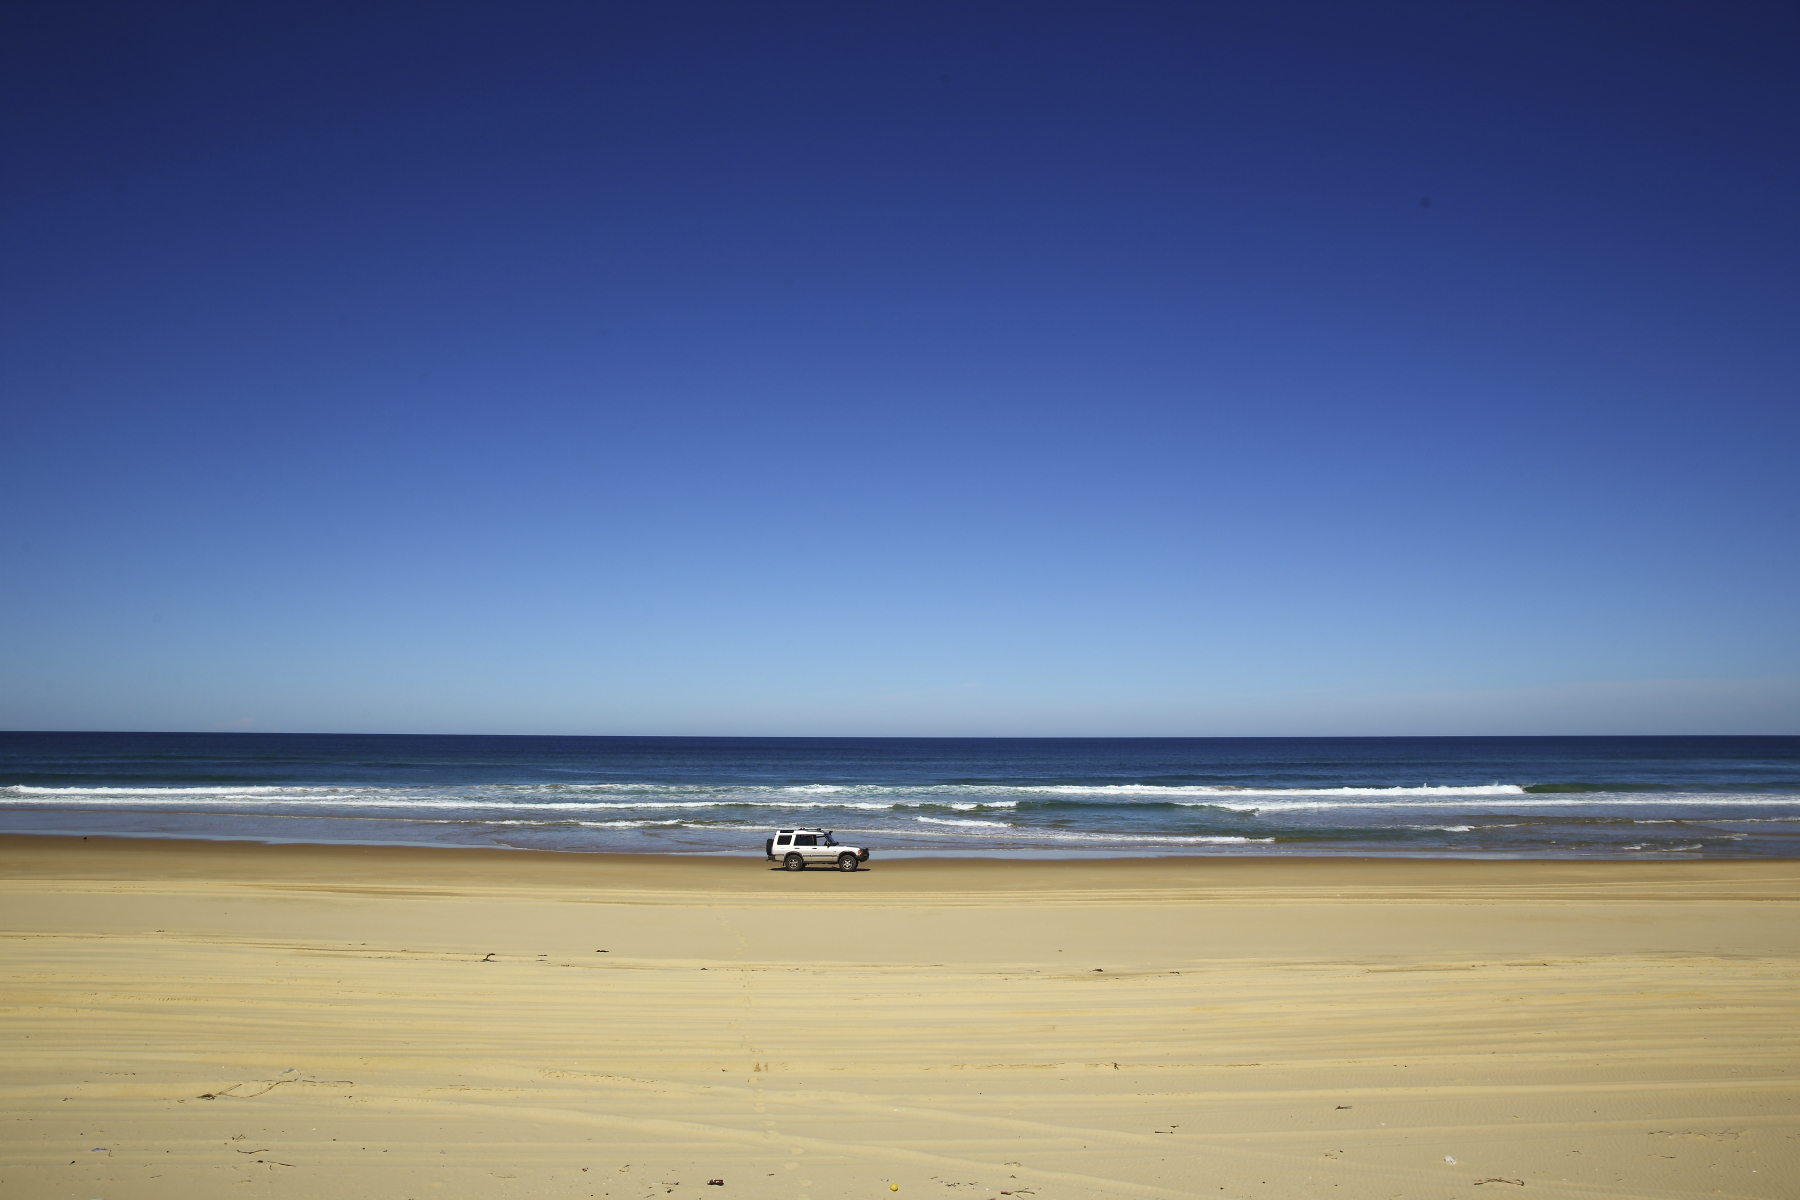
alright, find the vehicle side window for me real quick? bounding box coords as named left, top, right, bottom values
left=775, top=835, right=792, bottom=846
left=794, top=835, right=817, bottom=847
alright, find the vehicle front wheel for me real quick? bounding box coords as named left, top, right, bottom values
left=837, top=853, right=859, bottom=872
left=783, top=853, right=806, bottom=871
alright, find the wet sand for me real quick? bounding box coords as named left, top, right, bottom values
left=2, top=835, right=1796, bottom=1199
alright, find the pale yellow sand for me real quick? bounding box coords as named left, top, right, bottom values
left=2, top=837, right=1796, bottom=1200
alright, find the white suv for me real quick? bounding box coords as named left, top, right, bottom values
left=764, top=829, right=871, bottom=872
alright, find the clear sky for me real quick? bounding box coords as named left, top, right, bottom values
left=3, top=2, right=1796, bottom=736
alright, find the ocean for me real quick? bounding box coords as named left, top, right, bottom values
left=1, top=732, right=1796, bottom=859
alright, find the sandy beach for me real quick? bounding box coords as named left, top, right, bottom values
left=2, top=836, right=1795, bottom=1199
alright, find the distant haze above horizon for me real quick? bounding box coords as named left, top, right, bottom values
left=3, top=3, right=1796, bottom=737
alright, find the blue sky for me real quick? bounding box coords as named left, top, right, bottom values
left=3, top=2, right=1796, bottom=735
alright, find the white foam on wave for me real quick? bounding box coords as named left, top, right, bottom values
left=488, top=818, right=687, bottom=829
left=1023, top=831, right=1275, bottom=845
left=5, top=785, right=313, bottom=796
left=866, top=826, right=1274, bottom=845
left=915, top=816, right=1011, bottom=828
left=1200, top=795, right=1800, bottom=813
left=0, top=785, right=1025, bottom=814
left=1023, top=783, right=1529, bottom=798
left=0, top=788, right=900, bottom=813
left=1, top=781, right=1529, bottom=801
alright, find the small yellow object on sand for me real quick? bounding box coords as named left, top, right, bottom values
left=891, top=1186, right=899, bottom=1192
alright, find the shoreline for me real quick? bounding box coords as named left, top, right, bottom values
left=9, top=830, right=1800, bottom=887
left=10, top=834, right=1800, bottom=910
left=6, top=826, right=1798, bottom=863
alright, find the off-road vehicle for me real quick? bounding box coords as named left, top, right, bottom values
left=764, top=829, right=871, bottom=871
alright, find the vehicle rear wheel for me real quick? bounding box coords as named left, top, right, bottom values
left=837, top=853, right=859, bottom=872
left=783, top=853, right=806, bottom=871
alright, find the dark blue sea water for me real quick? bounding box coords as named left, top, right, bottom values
left=2, top=732, right=1796, bottom=858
